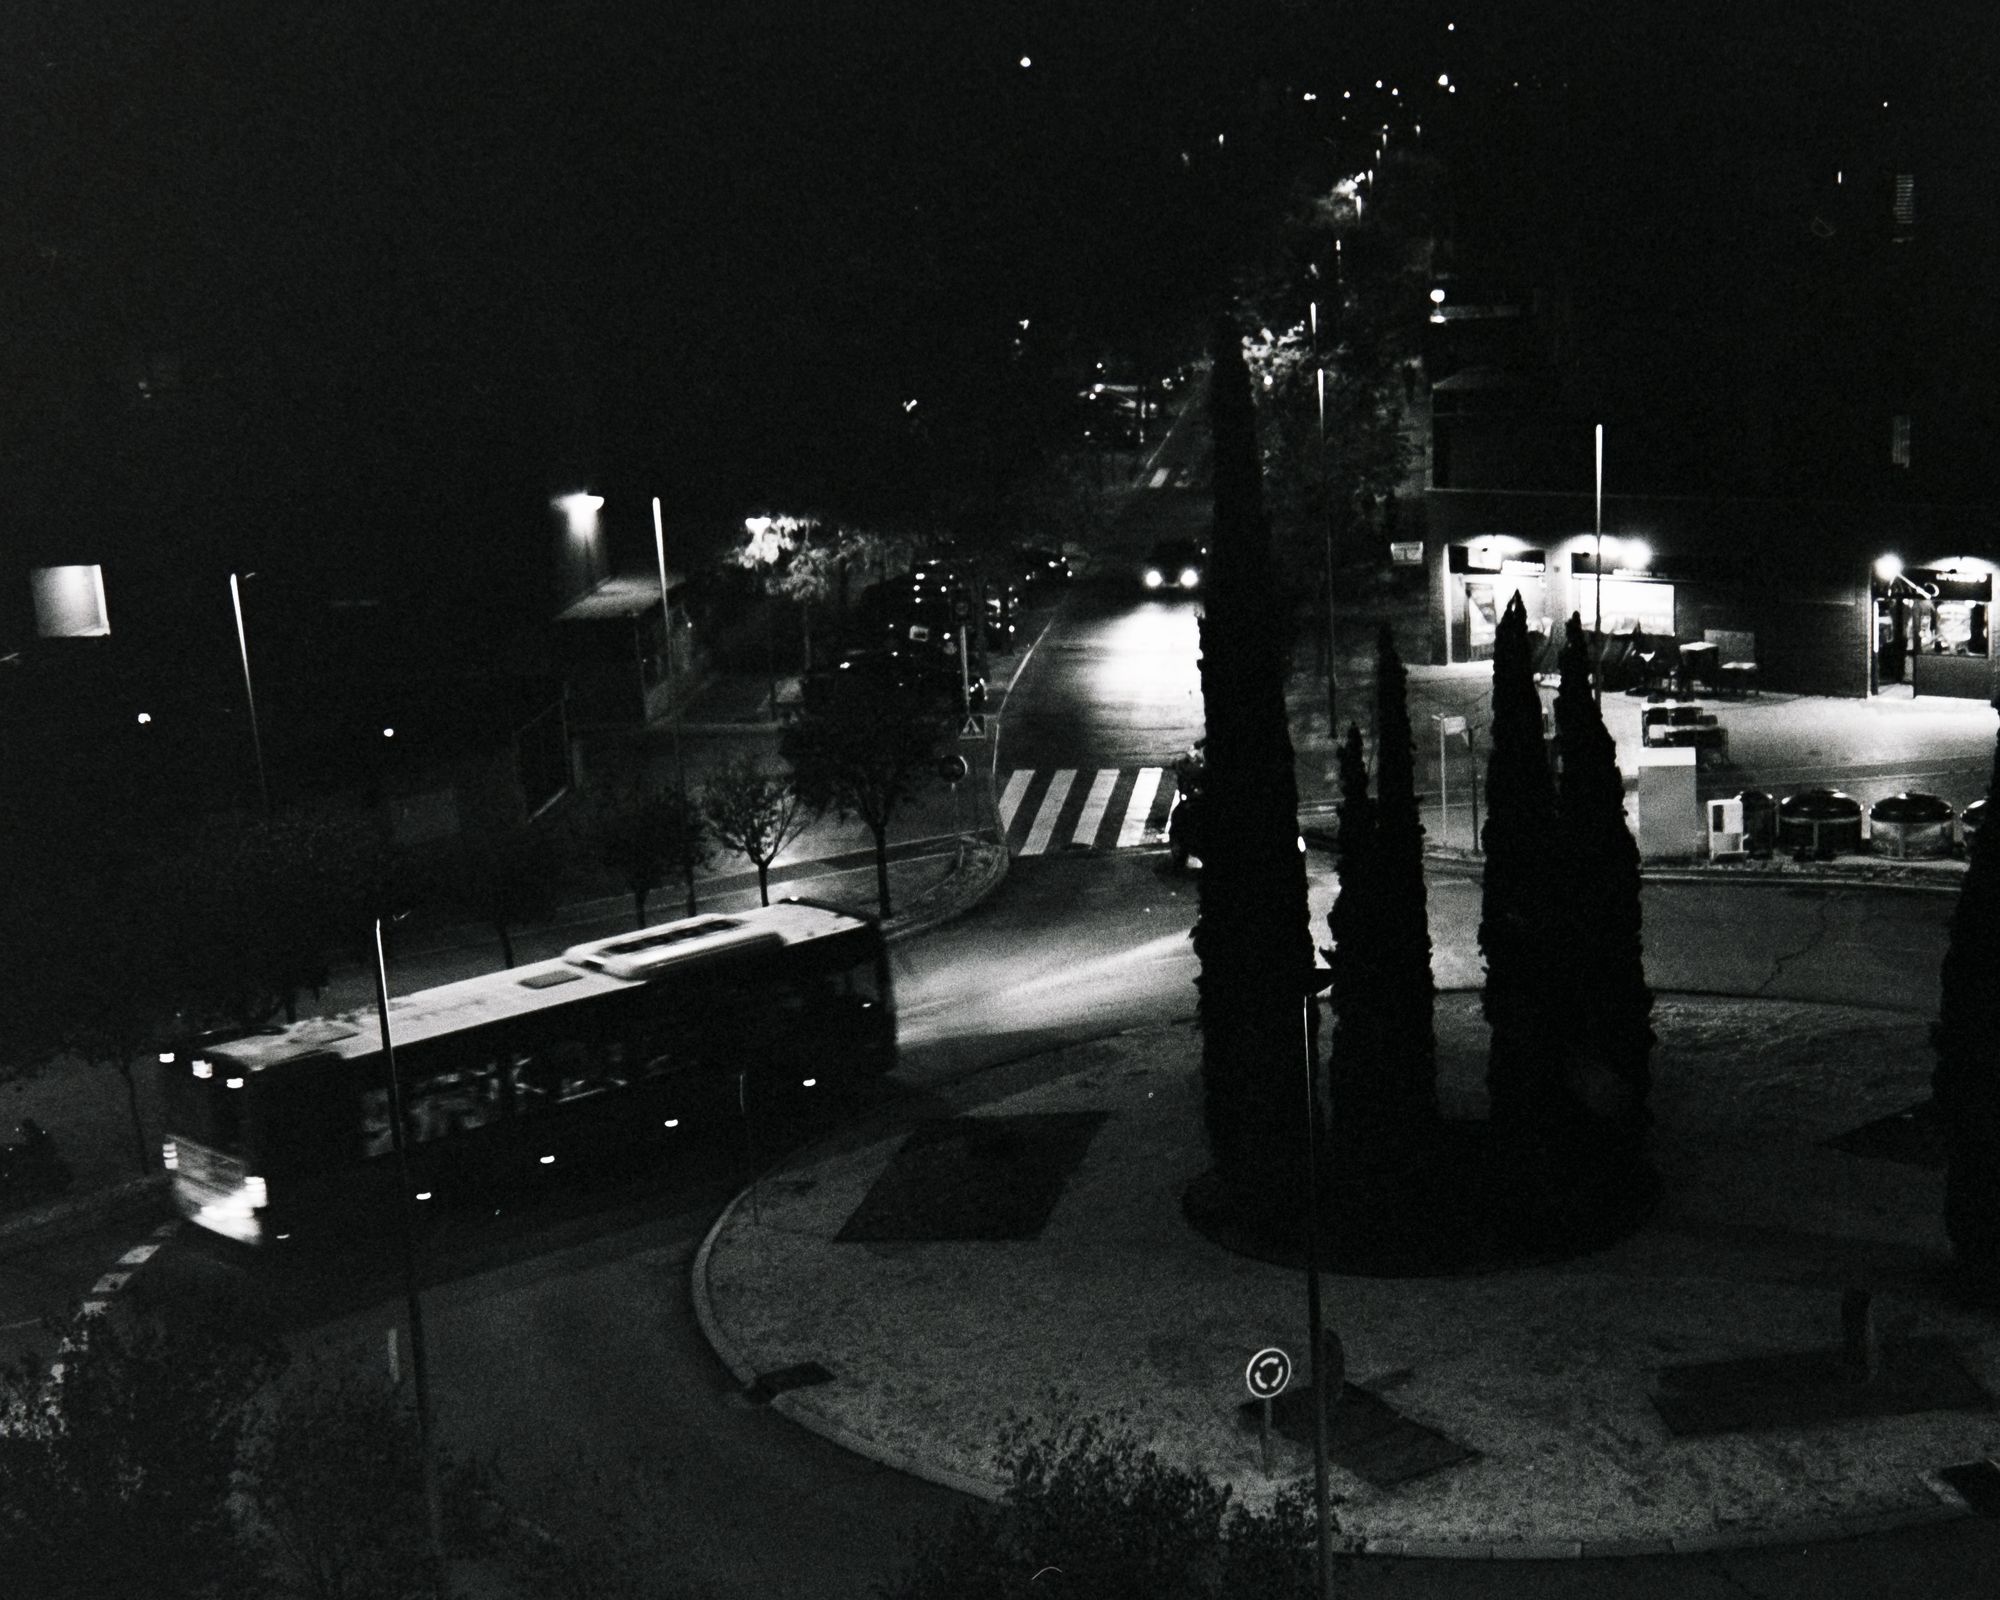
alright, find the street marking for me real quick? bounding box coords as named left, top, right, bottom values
left=1021, top=769, right=1076, bottom=855
left=998, top=769, right=1034, bottom=832
left=118, top=1244, right=159, bottom=1266
left=1072, top=770, right=1119, bottom=846
left=89, top=1272, right=132, bottom=1296
left=1118, top=768, right=1166, bottom=847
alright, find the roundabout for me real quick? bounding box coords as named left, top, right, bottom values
left=695, top=992, right=2000, bottom=1556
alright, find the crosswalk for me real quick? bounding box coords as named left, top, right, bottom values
left=999, top=767, right=1176, bottom=856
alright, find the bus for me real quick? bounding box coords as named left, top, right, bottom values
left=159, top=900, right=895, bottom=1246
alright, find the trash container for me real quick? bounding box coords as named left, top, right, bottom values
left=1736, top=790, right=1777, bottom=858
left=1963, top=798, right=1989, bottom=855
left=1778, top=789, right=1863, bottom=857
left=1868, top=792, right=1956, bottom=859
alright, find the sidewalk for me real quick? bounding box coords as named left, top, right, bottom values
left=694, top=997, right=2000, bottom=1557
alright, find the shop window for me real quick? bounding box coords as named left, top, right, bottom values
left=1931, top=601, right=1988, bottom=658
left=1572, top=576, right=1675, bottom=638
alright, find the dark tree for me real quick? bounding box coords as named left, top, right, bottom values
left=1191, top=317, right=1318, bottom=1219
left=1478, top=592, right=1572, bottom=1132
left=593, top=784, right=710, bottom=930
left=433, top=819, right=566, bottom=970
left=0, top=1304, right=286, bottom=1600
left=702, top=755, right=818, bottom=907
left=1366, top=624, right=1438, bottom=1126
left=1553, top=613, right=1655, bottom=1140
left=1932, top=720, right=2000, bottom=1291
left=1324, top=723, right=1384, bottom=1132
left=781, top=687, right=951, bottom=920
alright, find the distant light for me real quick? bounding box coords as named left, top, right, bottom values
left=1019, top=55, right=1031, bottom=68
left=802, top=1077, right=817, bottom=1088
left=382, top=727, right=395, bottom=738
left=1448, top=84, right=1456, bottom=94
left=1302, top=92, right=1316, bottom=102
left=416, top=1191, right=433, bottom=1201
left=1430, top=287, right=1447, bottom=304
left=226, top=1077, right=244, bottom=1089
left=553, top=491, right=603, bottom=539
left=1374, top=80, right=1382, bottom=89
left=1438, top=73, right=1450, bottom=87
left=903, top=398, right=918, bottom=412
left=1298, top=836, right=1307, bottom=853
left=193, top=1060, right=213, bottom=1079
left=539, top=1154, right=555, bottom=1165
left=136, top=711, right=151, bottom=724
left=1874, top=554, right=1904, bottom=581
left=1448, top=20, right=1456, bottom=28
left=159, top=1052, right=175, bottom=1064
left=1342, top=90, right=1351, bottom=100
left=664, top=1119, right=680, bottom=1128
left=1019, top=318, right=1030, bottom=328
left=1621, top=541, right=1652, bottom=571
left=1093, top=382, right=1105, bottom=392
left=1216, top=132, right=1225, bottom=145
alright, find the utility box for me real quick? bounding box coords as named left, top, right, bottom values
left=1707, top=796, right=1746, bottom=861
left=1636, top=748, right=1702, bottom=860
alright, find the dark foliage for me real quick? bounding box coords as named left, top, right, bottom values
left=875, top=1398, right=1320, bottom=1600
left=1364, top=625, right=1437, bottom=1126
left=1191, top=317, right=1318, bottom=1222
left=0, top=1305, right=285, bottom=1600
left=1932, top=722, right=2000, bottom=1287
left=1553, top=613, right=1655, bottom=1140
left=1477, top=591, right=1573, bottom=1133
left=428, top=818, right=567, bottom=970
left=781, top=686, right=952, bottom=919
left=592, top=783, right=711, bottom=930
left=702, top=755, right=817, bottom=907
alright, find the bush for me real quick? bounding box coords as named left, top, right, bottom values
left=874, top=1395, right=1320, bottom=1599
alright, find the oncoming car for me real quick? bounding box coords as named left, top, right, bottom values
left=1143, top=539, right=1206, bottom=593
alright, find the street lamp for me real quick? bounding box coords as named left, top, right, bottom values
left=228, top=572, right=270, bottom=815
left=1592, top=424, right=1605, bottom=704
left=371, top=916, right=450, bottom=1598
left=655, top=496, right=697, bottom=915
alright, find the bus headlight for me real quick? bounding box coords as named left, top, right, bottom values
left=1143, top=568, right=1164, bottom=589
left=162, top=1139, right=179, bottom=1170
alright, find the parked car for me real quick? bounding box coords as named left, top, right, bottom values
left=803, top=647, right=988, bottom=718
left=1143, top=539, right=1206, bottom=593
left=1011, top=546, right=1072, bottom=594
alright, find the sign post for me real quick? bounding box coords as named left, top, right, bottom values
left=1434, top=714, right=1467, bottom=847
left=1245, top=1347, right=1292, bottom=1478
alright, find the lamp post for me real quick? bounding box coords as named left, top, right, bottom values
left=1299, top=984, right=1337, bottom=1600
left=228, top=572, right=270, bottom=816
left=1313, top=246, right=1342, bottom=737
left=1593, top=424, right=1605, bottom=705
left=654, top=497, right=697, bottom=916
left=371, top=916, right=450, bottom=1599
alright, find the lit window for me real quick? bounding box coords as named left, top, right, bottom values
left=1891, top=414, right=1912, bottom=469
left=1893, top=174, right=1915, bottom=239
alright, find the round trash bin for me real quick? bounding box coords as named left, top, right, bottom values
left=1736, top=790, right=1777, bottom=858
left=1868, top=791, right=1956, bottom=859
left=1777, top=789, right=1864, bottom=857
left=1963, top=798, right=1989, bottom=855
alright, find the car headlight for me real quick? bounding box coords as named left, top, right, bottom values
left=1178, top=567, right=1200, bottom=589
left=1144, top=569, right=1164, bottom=589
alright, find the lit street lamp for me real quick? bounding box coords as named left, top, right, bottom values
left=228, top=572, right=270, bottom=815
left=655, top=496, right=697, bottom=915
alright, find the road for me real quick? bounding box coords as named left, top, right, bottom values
left=7, top=572, right=1999, bottom=1597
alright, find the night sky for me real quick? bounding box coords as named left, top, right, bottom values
left=1, top=2, right=1990, bottom=673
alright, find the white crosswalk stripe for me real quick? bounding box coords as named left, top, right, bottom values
left=1117, top=768, right=1165, bottom=848
left=1022, top=769, right=1076, bottom=855
left=998, top=769, right=1034, bottom=832
left=1072, top=770, right=1119, bottom=846
left=1001, top=767, right=1175, bottom=856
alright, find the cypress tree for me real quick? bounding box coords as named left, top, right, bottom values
left=1931, top=720, right=2000, bottom=1294
left=1192, top=317, right=1319, bottom=1219
left=1553, top=612, right=1655, bottom=1143
left=1369, top=625, right=1438, bottom=1126
left=1478, top=592, right=1570, bottom=1131
left=1325, top=724, right=1383, bottom=1135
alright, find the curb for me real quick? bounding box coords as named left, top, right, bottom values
left=689, top=1181, right=1012, bottom=1506
left=0, top=1172, right=172, bottom=1251
left=883, top=839, right=1010, bottom=945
